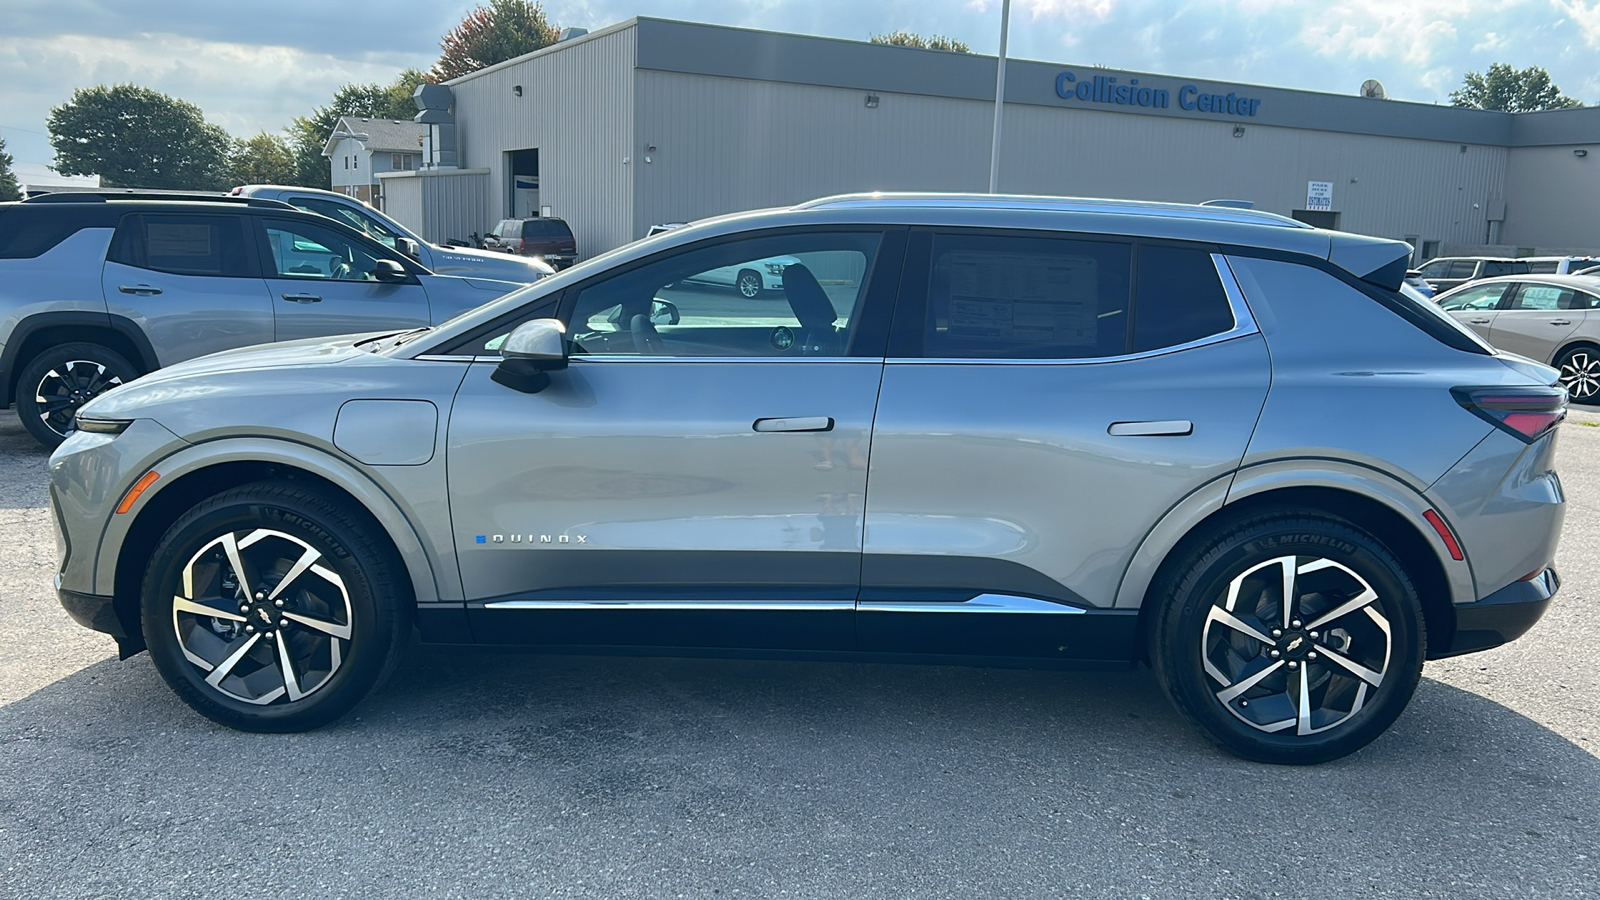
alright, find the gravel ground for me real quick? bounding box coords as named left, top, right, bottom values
left=1, top=412, right=1597, bottom=899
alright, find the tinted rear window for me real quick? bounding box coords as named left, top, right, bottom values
left=522, top=219, right=573, bottom=239
left=0, top=206, right=99, bottom=259
left=108, top=214, right=252, bottom=277
left=1132, top=246, right=1235, bottom=352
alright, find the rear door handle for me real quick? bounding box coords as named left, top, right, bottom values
left=1108, top=420, right=1193, bottom=436
left=118, top=284, right=162, bottom=295
left=753, top=416, right=834, bottom=433
left=1549, top=320, right=1573, bottom=326
left=281, top=293, right=322, bottom=303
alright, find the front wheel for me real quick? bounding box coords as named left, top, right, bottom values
left=15, top=342, right=135, bottom=449
left=1556, top=346, right=1600, bottom=405
left=736, top=268, right=764, bottom=299
left=1149, top=513, right=1425, bottom=764
left=141, top=482, right=411, bottom=732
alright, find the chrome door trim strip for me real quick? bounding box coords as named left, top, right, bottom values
left=858, top=594, right=1087, bottom=614
left=480, top=599, right=857, bottom=612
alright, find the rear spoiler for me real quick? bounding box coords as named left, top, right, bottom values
left=1328, top=232, right=1411, bottom=292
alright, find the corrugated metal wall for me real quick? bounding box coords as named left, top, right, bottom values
left=380, top=174, right=424, bottom=236
left=635, top=70, right=1506, bottom=251
left=449, top=26, right=637, bottom=258
left=1502, top=145, right=1600, bottom=250
left=419, top=170, right=491, bottom=245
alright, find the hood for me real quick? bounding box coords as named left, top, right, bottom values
left=80, top=334, right=375, bottom=420
left=427, top=243, right=554, bottom=281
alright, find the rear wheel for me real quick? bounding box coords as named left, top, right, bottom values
left=1556, top=345, right=1600, bottom=405
left=141, top=481, right=410, bottom=732
left=1149, top=512, right=1425, bottom=764
left=15, top=342, right=135, bottom=449
left=736, top=268, right=763, bottom=299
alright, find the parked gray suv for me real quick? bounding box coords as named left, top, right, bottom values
left=0, top=193, right=525, bottom=448
left=50, top=194, right=1566, bottom=764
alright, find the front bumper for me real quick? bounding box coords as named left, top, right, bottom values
left=1438, top=567, right=1559, bottom=658
left=56, top=577, right=144, bottom=658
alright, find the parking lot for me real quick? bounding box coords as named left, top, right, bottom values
left=0, top=412, right=1596, bottom=899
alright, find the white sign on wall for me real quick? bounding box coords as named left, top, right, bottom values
left=1306, top=181, right=1334, bottom=212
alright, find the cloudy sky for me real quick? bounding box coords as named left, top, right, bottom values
left=4, top=0, right=1598, bottom=184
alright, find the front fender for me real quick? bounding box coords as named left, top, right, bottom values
left=97, top=437, right=451, bottom=606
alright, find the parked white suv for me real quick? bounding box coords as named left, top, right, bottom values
left=1522, top=256, right=1600, bottom=275
left=232, top=186, right=552, bottom=283
left=1416, top=257, right=1529, bottom=293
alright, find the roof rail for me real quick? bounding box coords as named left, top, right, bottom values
left=22, top=190, right=296, bottom=210
left=793, top=192, right=1311, bottom=229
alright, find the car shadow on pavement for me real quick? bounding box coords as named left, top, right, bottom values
left=2, top=645, right=1596, bottom=896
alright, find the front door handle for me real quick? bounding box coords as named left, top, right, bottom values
left=753, top=416, right=834, bottom=433
left=1108, top=420, right=1193, bottom=437
left=281, top=293, right=323, bottom=303
left=118, top=284, right=162, bottom=295
left=1468, top=317, right=1492, bottom=325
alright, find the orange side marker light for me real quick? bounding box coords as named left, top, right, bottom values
left=116, top=472, right=160, bottom=514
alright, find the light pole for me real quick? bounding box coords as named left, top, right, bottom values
left=987, top=0, right=1011, bottom=194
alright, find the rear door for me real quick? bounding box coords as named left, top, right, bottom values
left=253, top=216, right=433, bottom=340
left=101, top=213, right=274, bottom=365
left=1436, top=281, right=1512, bottom=341
left=1488, top=282, right=1586, bottom=363
left=858, top=230, right=1271, bottom=661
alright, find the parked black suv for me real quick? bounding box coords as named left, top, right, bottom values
left=485, top=217, right=578, bottom=269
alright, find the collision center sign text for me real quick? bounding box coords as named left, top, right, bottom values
left=1055, top=72, right=1262, bottom=117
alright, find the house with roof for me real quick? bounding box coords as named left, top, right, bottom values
left=323, top=116, right=429, bottom=209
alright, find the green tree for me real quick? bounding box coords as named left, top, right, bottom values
left=47, top=84, right=231, bottom=189
left=1450, top=63, right=1583, bottom=112
left=227, top=131, right=297, bottom=186
left=289, top=69, right=430, bottom=190
left=430, top=0, right=560, bottom=82
left=0, top=136, right=20, bottom=201
left=870, top=31, right=971, bottom=53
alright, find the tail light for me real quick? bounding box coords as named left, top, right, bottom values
left=1451, top=385, right=1567, bottom=442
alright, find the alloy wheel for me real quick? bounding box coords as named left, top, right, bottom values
left=1200, top=555, right=1392, bottom=736
left=35, top=360, right=122, bottom=438
left=171, top=528, right=353, bottom=706
left=1559, top=350, right=1600, bottom=402
left=738, top=272, right=762, bottom=298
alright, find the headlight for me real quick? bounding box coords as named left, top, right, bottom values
left=75, top=416, right=131, bottom=435
left=765, top=263, right=786, bottom=276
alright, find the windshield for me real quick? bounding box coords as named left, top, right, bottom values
left=294, top=196, right=415, bottom=250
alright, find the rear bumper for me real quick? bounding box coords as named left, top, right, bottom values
left=1438, top=567, right=1558, bottom=658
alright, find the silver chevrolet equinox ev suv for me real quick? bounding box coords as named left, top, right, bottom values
left=50, top=194, right=1566, bottom=764
left=0, top=193, right=524, bottom=449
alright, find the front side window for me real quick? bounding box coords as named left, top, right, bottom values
left=1438, top=282, right=1509, bottom=311
left=1418, top=260, right=1450, bottom=278
left=1482, top=261, right=1522, bottom=277
left=561, top=232, right=880, bottom=358
left=262, top=218, right=395, bottom=282
left=108, top=214, right=251, bottom=277
left=921, top=233, right=1131, bottom=360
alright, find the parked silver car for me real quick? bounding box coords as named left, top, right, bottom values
left=51, top=194, right=1565, bottom=764
left=0, top=193, right=524, bottom=447
left=232, top=185, right=554, bottom=282
left=1415, top=256, right=1528, bottom=293
left=1435, top=274, right=1600, bottom=403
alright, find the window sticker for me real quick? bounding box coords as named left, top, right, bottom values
left=941, top=252, right=1100, bottom=346
left=146, top=224, right=213, bottom=257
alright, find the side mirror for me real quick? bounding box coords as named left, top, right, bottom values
left=492, top=318, right=568, bottom=393
left=650, top=299, right=680, bottom=326
left=396, top=237, right=421, bottom=259
left=372, top=259, right=409, bottom=283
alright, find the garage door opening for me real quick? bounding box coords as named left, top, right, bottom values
left=506, top=148, right=539, bottom=218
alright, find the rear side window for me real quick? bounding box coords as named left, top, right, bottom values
left=1527, top=260, right=1559, bottom=274
left=108, top=214, right=251, bottom=277
left=922, top=232, right=1131, bottom=359
left=1482, top=261, right=1522, bottom=277
left=1511, top=284, right=1577, bottom=311
left=1132, top=246, right=1235, bottom=352
left=1446, top=260, right=1477, bottom=278
left=0, top=207, right=95, bottom=259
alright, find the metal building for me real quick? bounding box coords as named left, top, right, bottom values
left=378, top=17, right=1600, bottom=262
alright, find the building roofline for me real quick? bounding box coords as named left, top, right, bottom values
left=445, top=18, right=640, bottom=86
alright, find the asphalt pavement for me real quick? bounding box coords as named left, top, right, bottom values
left=2, top=411, right=1597, bottom=899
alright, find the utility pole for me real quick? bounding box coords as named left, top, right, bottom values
left=987, top=0, right=1011, bottom=193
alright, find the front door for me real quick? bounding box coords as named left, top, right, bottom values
left=101, top=213, right=274, bottom=366
left=254, top=216, right=433, bottom=341
left=859, top=231, right=1271, bottom=661
left=1488, top=282, right=1587, bottom=363
left=1437, top=281, right=1512, bottom=342
left=448, top=228, right=903, bottom=650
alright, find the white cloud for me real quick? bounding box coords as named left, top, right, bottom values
left=1473, top=31, right=1506, bottom=51
left=1551, top=0, right=1600, bottom=46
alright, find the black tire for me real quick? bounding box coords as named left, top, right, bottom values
left=141, top=481, right=411, bottom=732
left=15, top=342, right=137, bottom=449
left=1148, top=512, right=1425, bottom=764
left=1555, top=345, right=1600, bottom=405
left=736, top=268, right=764, bottom=299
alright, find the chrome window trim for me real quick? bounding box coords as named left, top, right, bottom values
left=893, top=252, right=1258, bottom=366
left=565, top=355, right=876, bottom=364
left=413, top=354, right=480, bottom=362
left=794, top=193, right=1311, bottom=229
left=481, top=599, right=856, bottom=612
left=858, top=594, right=1088, bottom=615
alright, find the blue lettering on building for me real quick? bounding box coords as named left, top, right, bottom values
left=1055, top=71, right=1259, bottom=117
